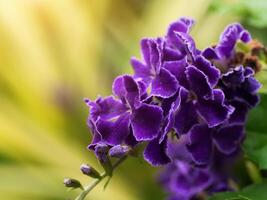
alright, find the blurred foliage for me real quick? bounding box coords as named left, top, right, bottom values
left=0, top=0, right=266, bottom=200
left=209, top=0, right=267, bottom=44
left=245, top=94, right=267, bottom=170
left=209, top=180, right=267, bottom=200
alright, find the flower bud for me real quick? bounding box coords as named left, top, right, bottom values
left=95, top=144, right=113, bottom=176
left=63, top=178, right=82, bottom=189
left=109, top=145, right=130, bottom=158
left=80, top=164, right=101, bottom=179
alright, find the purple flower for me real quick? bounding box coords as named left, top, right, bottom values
left=86, top=75, right=163, bottom=150
left=159, top=139, right=239, bottom=200
left=220, top=66, right=261, bottom=108
left=187, top=123, right=244, bottom=165
left=203, top=23, right=251, bottom=60
left=84, top=16, right=261, bottom=184
left=131, top=38, right=179, bottom=98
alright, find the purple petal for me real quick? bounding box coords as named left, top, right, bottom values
left=163, top=47, right=184, bottom=61
left=174, top=32, right=196, bottom=62
left=216, top=23, right=251, bottom=58
left=194, top=55, right=220, bottom=87
left=167, top=17, right=195, bottom=49
left=163, top=59, right=189, bottom=89
left=167, top=17, right=194, bottom=35
left=170, top=161, right=211, bottom=197
left=131, top=104, right=163, bottom=141
left=228, top=100, right=249, bottom=124
left=235, top=92, right=260, bottom=108
left=187, top=124, right=213, bottom=165
left=151, top=68, right=179, bottom=98
left=113, top=75, right=141, bottom=109
left=87, top=120, right=102, bottom=150
left=123, top=75, right=141, bottom=109
left=144, top=137, right=171, bottom=166
left=124, top=129, right=138, bottom=147
left=87, top=96, right=128, bottom=122
left=242, top=77, right=261, bottom=94
left=130, top=57, right=151, bottom=83
left=213, top=124, right=244, bottom=155
left=159, top=98, right=180, bottom=143
left=112, top=75, right=126, bottom=100
left=202, top=47, right=219, bottom=60
left=221, top=66, right=245, bottom=87
left=173, top=87, right=198, bottom=135
left=96, top=113, right=130, bottom=146
left=186, top=65, right=213, bottom=99
left=195, top=89, right=234, bottom=127
left=141, top=38, right=163, bottom=74
left=244, top=67, right=254, bottom=77
left=167, top=137, right=192, bottom=161
left=239, top=30, right=251, bottom=43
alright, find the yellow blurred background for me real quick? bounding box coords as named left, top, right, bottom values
left=0, top=0, right=243, bottom=199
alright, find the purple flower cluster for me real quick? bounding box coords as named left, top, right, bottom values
left=85, top=17, right=261, bottom=199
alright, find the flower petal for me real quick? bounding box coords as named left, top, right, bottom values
left=213, top=124, right=244, bottom=155
left=174, top=32, right=196, bottom=62
left=195, top=89, right=234, bottom=127
left=194, top=55, right=220, bottom=87
left=151, top=68, right=179, bottom=98
left=86, top=96, right=128, bottom=122
left=216, top=23, right=251, bottom=58
left=124, top=128, right=138, bottom=147
left=187, top=124, right=213, bottom=165
left=159, top=97, right=180, bottom=143
left=130, top=57, right=151, bottom=83
left=173, top=87, right=198, bottom=135
left=87, top=120, right=102, bottom=150
left=242, top=76, right=261, bottom=94
left=202, top=47, right=219, bottom=60
left=186, top=65, right=213, bottom=99
left=166, top=17, right=195, bottom=49
left=131, top=104, right=163, bottom=141
left=113, top=75, right=141, bottom=109
left=144, top=137, right=171, bottom=166
left=141, top=38, right=163, bottom=74
left=163, top=59, right=189, bottom=89
left=221, top=66, right=245, bottom=87
left=228, top=100, right=249, bottom=124
left=170, top=161, right=211, bottom=197
left=96, top=113, right=130, bottom=146
left=123, top=75, right=141, bottom=109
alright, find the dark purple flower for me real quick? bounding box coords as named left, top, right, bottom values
left=216, top=23, right=251, bottom=58
left=84, top=16, right=262, bottom=183
left=86, top=75, right=164, bottom=147
left=131, top=38, right=179, bottom=98
left=203, top=23, right=251, bottom=60
left=220, top=66, right=261, bottom=108
left=159, top=139, right=238, bottom=200
left=187, top=123, right=244, bottom=166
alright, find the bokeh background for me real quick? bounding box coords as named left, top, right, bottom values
left=0, top=0, right=267, bottom=199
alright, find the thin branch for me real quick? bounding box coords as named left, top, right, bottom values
left=74, top=156, right=127, bottom=200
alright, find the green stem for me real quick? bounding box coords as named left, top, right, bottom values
left=74, top=156, right=127, bottom=200
left=245, top=160, right=262, bottom=184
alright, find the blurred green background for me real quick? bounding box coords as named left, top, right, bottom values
left=0, top=0, right=266, bottom=200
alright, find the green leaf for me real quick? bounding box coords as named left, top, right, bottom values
left=247, top=93, right=267, bottom=131
left=245, top=93, right=267, bottom=169
left=209, top=181, right=267, bottom=200
left=244, top=132, right=267, bottom=169
left=208, top=0, right=267, bottom=28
